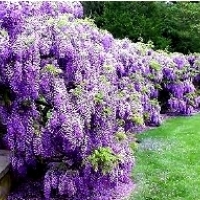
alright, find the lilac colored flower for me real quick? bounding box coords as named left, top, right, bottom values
left=0, top=1, right=199, bottom=200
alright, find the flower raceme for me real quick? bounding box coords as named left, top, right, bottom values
left=0, top=1, right=200, bottom=200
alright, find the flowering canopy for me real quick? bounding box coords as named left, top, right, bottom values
left=0, top=1, right=199, bottom=200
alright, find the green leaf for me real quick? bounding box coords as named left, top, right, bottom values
left=103, top=106, right=112, bottom=117
left=115, top=131, right=127, bottom=141
left=150, top=60, right=162, bottom=71
left=94, top=92, right=104, bottom=104
left=43, top=64, right=62, bottom=75
left=131, top=114, right=144, bottom=125
left=87, top=147, right=121, bottom=174
left=72, top=85, right=83, bottom=97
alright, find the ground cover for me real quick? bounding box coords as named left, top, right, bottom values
left=131, top=114, right=200, bottom=200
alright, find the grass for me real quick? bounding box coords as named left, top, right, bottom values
left=130, top=114, right=200, bottom=200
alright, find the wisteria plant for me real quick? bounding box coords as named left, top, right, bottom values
left=0, top=1, right=200, bottom=200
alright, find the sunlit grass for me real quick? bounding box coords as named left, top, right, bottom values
left=131, top=114, right=200, bottom=200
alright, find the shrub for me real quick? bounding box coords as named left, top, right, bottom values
left=0, top=2, right=200, bottom=200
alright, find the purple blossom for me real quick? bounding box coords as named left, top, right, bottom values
left=0, top=1, right=199, bottom=200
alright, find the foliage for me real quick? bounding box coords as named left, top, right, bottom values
left=115, top=130, right=127, bottom=141
left=0, top=1, right=200, bottom=200
left=87, top=147, right=121, bottom=174
left=0, top=2, right=134, bottom=200
left=82, top=1, right=200, bottom=54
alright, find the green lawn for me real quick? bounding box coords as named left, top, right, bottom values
left=131, top=114, right=200, bottom=200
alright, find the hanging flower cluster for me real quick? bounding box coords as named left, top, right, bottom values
left=0, top=2, right=134, bottom=200
left=0, top=1, right=200, bottom=200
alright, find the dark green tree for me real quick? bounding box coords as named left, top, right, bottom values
left=82, top=1, right=200, bottom=54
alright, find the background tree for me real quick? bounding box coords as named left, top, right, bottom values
left=82, top=1, right=200, bottom=54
